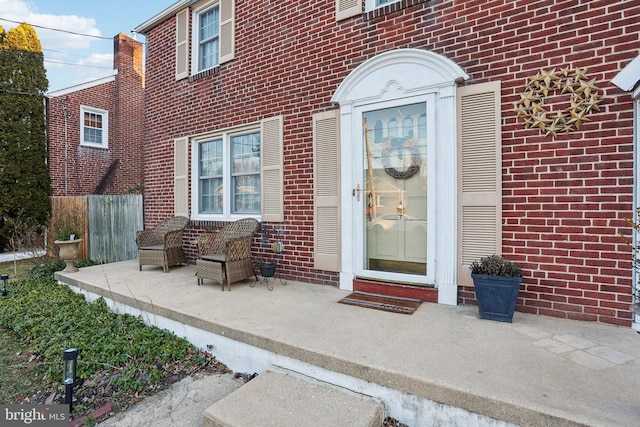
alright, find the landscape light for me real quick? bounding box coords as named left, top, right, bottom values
left=63, top=348, right=78, bottom=412
left=1, top=274, right=8, bottom=297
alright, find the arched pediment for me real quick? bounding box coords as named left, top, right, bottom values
left=332, top=49, right=468, bottom=104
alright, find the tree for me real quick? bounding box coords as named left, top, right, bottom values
left=0, top=23, right=50, bottom=251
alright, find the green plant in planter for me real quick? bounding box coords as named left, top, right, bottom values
left=470, top=255, right=523, bottom=323
left=56, top=224, right=80, bottom=241
left=50, top=206, right=84, bottom=242
left=470, top=255, right=523, bottom=278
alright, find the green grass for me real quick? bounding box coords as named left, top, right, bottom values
left=0, top=262, right=194, bottom=384
left=0, top=255, right=46, bottom=280
left=0, top=260, right=228, bottom=422
left=0, top=330, right=49, bottom=404
left=0, top=257, right=58, bottom=404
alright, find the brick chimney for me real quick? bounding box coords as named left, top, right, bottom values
left=114, top=33, right=144, bottom=83
left=111, top=33, right=144, bottom=194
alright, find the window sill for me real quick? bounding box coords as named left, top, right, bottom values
left=191, top=213, right=261, bottom=223
left=365, top=0, right=432, bottom=21
left=190, top=65, right=220, bottom=82
left=80, top=143, right=108, bottom=150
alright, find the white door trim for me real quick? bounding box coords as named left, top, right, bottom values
left=332, top=49, right=468, bottom=305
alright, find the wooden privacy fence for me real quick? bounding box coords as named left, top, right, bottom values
left=48, top=196, right=88, bottom=260
left=49, top=195, right=143, bottom=263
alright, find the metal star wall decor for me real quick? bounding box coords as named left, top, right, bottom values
left=515, top=68, right=602, bottom=138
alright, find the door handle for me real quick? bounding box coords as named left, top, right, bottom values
left=352, top=183, right=360, bottom=201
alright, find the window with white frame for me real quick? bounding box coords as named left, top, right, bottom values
left=175, top=1, right=234, bottom=79
left=193, top=2, right=220, bottom=73
left=365, top=0, right=402, bottom=11
left=80, top=106, right=108, bottom=148
left=195, top=127, right=261, bottom=218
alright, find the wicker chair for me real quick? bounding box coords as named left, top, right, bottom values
left=137, top=216, right=190, bottom=273
left=195, top=218, right=260, bottom=290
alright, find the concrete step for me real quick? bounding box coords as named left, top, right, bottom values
left=204, top=370, right=384, bottom=427
left=353, top=277, right=438, bottom=302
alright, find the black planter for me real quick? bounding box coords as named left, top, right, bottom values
left=471, top=274, right=523, bottom=323
left=260, top=262, right=277, bottom=278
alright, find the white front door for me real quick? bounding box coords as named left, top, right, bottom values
left=352, top=98, right=435, bottom=285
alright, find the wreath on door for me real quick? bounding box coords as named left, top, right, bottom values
left=380, top=137, right=420, bottom=179
left=515, top=67, right=602, bottom=138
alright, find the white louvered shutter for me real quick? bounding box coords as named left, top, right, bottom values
left=175, top=8, right=189, bottom=80
left=336, top=0, right=361, bottom=21
left=313, top=109, right=341, bottom=271
left=219, top=0, right=235, bottom=64
left=457, top=81, right=502, bottom=286
left=261, top=116, right=284, bottom=222
left=174, top=137, right=189, bottom=217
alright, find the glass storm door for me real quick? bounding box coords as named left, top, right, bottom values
left=362, top=103, right=428, bottom=277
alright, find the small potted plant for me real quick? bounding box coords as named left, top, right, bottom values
left=254, top=256, right=276, bottom=278
left=56, top=225, right=80, bottom=242
left=470, top=255, right=523, bottom=323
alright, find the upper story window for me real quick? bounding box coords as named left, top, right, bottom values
left=337, top=0, right=416, bottom=21
left=195, top=4, right=220, bottom=72
left=365, top=0, right=402, bottom=11
left=175, top=1, right=235, bottom=80
left=80, top=105, right=108, bottom=148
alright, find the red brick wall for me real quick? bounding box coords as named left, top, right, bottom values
left=143, top=0, right=639, bottom=324
left=48, top=81, right=114, bottom=195
left=112, top=34, right=145, bottom=195
left=47, top=34, right=144, bottom=196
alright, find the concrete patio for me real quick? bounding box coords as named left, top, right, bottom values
left=55, top=260, right=640, bottom=426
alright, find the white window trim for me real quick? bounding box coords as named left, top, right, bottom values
left=191, top=0, right=220, bottom=74
left=365, top=0, right=402, bottom=12
left=190, top=122, right=262, bottom=222
left=80, top=105, right=108, bottom=148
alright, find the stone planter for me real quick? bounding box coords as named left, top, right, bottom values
left=471, top=273, right=523, bottom=323
left=54, top=239, right=82, bottom=273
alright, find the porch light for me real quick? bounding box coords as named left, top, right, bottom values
left=1, top=274, right=8, bottom=297
left=63, top=348, right=78, bottom=412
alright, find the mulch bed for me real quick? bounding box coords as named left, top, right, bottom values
left=16, top=350, right=231, bottom=426
left=16, top=349, right=411, bottom=426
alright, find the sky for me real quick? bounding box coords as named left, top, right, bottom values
left=0, top=0, right=177, bottom=92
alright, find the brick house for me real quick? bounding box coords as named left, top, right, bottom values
left=134, top=0, right=640, bottom=327
left=46, top=33, right=144, bottom=196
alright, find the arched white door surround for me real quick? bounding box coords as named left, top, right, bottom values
left=331, top=48, right=468, bottom=306
left=612, top=55, right=640, bottom=330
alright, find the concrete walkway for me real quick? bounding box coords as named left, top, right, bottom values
left=0, top=249, right=45, bottom=263
left=56, top=260, right=640, bottom=426
left=97, top=373, right=244, bottom=427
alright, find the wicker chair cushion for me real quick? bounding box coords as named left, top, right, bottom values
left=202, top=254, right=226, bottom=262
left=139, top=244, right=165, bottom=251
